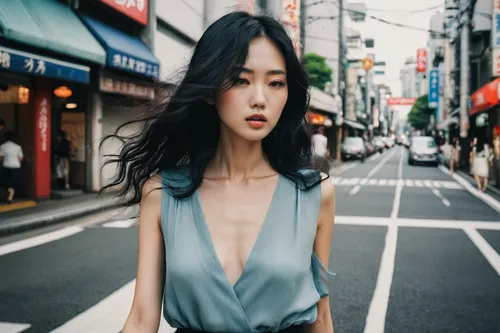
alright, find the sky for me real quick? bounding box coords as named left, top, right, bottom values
left=346, top=0, right=445, bottom=96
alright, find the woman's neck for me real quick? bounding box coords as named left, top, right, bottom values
left=206, top=127, right=273, bottom=182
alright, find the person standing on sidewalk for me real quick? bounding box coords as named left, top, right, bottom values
left=103, top=11, right=335, bottom=333
left=470, top=137, right=490, bottom=192
left=0, top=131, right=23, bottom=203
left=311, top=126, right=330, bottom=174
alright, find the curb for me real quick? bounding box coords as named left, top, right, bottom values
left=0, top=199, right=121, bottom=237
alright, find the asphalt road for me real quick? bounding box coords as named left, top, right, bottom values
left=1, top=146, right=499, bottom=333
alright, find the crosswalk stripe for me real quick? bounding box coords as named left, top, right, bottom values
left=49, top=280, right=176, bottom=333
left=332, top=177, right=464, bottom=190
left=0, top=322, right=31, bottom=333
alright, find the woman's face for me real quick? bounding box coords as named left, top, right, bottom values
left=214, top=37, right=288, bottom=142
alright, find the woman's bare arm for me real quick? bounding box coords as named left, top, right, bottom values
left=305, top=179, right=335, bottom=333
left=122, top=175, right=166, bottom=333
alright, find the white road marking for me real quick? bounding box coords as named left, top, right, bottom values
left=431, top=188, right=451, bottom=207
left=333, top=161, right=359, bottom=175
left=405, top=179, right=414, bottom=187
left=439, top=165, right=500, bottom=214
left=388, top=179, right=397, bottom=186
left=367, top=153, right=381, bottom=162
left=432, top=181, right=442, bottom=188
left=331, top=177, right=342, bottom=184
left=464, top=228, right=500, bottom=276
left=368, top=179, right=378, bottom=185
left=335, top=215, right=500, bottom=230
left=360, top=178, right=368, bottom=185
left=0, top=226, right=84, bottom=257
left=49, top=280, right=176, bottom=333
left=378, top=179, right=388, bottom=186
left=424, top=180, right=433, bottom=187
left=0, top=322, right=31, bottom=333
left=349, top=185, right=361, bottom=196
left=397, top=148, right=404, bottom=178
left=331, top=177, right=466, bottom=190
left=363, top=224, right=398, bottom=333
left=414, top=180, right=423, bottom=187
left=367, top=149, right=396, bottom=179
left=102, top=219, right=137, bottom=228
left=391, top=183, right=403, bottom=219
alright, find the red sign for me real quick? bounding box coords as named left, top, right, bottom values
left=99, top=0, right=148, bottom=25
left=387, top=97, right=417, bottom=106
left=34, top=84, right=51, bottom=199
left=416, top=48, right=427, bottom=73
left=470, top=77, right=500, bottom=116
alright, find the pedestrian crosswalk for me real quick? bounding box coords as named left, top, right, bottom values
left=331, top=177, right=464, bottom=190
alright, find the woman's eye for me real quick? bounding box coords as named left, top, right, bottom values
left=236, top=78, right=249, bottom=85
left=270, top=81, right=285, bottom=88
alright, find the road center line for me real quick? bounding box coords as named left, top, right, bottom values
left=0, top=226, right=84, bottom=257
left=463, top=228, right=500, bottom=276
left=397, top=148, right=404, bottom=179
left=431, top=188, right=451, bottom=207
left=390, top=183, right=403, bottom=219
left=363, top=224, right=398, bottom=333
left=367, top=149, right=396, bottom=179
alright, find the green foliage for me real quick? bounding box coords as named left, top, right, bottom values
left=302, top=53, right=333, bottom=91
left=407, top=94, right=435, bottom=130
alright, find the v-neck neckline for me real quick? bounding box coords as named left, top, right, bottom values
left=194, top=173, right=282, bottom=290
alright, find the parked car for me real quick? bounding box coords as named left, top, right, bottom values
left=342, top=137, right=367, bottom=162
left=372, top=136, right=385, bottom=153
left=408, top=136, right=439, bottom=166
left=365, top=140, right=376, bottom=156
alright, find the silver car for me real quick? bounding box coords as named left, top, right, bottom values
left=408, top=136, right=439, bottom=166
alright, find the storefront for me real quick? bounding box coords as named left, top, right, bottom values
left=0, top=0, right=105, bottom=202
left=469, top=77, right=500, bottom=187
left=78, top=2, right=160, bottom=191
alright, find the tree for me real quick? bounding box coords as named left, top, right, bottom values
left=407, top=94, right=435, bottom=130
left=302, top=53, right=333, bottom=91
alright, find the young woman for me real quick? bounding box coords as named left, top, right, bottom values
left=105, top=11, right=335, bottom=333
left=470, top=137, right=490, bottom=192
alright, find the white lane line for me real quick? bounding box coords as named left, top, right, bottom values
left=349, top=185, right=361, bottom=196
left=464, top=228, right=500, bottom=276
left=102, top=219, right=137, bottom=228
left=0, top=322, right=31, bottom=333
left=439, top=165, right=500, bottom=214
left=0, top=226, right=84, bottom=257
left=363, top=225, right=398, bottom=333
left=333, top=162, right=359, bottom=175
left=405, top=179, right=414, bottom=187
left=431, top=189, right=451, bottom=207
left=335, top=215, right=500, bottom=230
left=366, top=149, right=397, bottom=179
left=360, top=178, right=368, bottom=185
left=49, top=280, right=176, bottom=333
left=368, top=153, right=381, bottom=162
left=390, top=183, right=403, bottom=219
left=397, top=148, right=404, bottom=178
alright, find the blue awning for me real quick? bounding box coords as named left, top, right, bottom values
left=80, top=15, right=160, bottom=79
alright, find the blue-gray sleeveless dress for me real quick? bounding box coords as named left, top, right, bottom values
left=160, top=167, right=335, bottom=333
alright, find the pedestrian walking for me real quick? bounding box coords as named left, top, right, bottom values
left=449, top=137, right=461, bottom=175
left=53, top=130, right=71, bottom=190
left=311, top=126, right=331, bottom=174
left=0, top=131, right=23, bottom=203
left=104, top=11, right=336, bottom=333
left=470, top=137, right=490, bottom=192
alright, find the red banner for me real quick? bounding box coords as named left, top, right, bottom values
left=416, top=48, right=427, bottom=73
left=387, top=97, right=417, bottom=106
left=470, top=77, right=500, bottom=116
left=99, top=0, right=148, bottom=25
left=34, top=85, right=51, bottom=199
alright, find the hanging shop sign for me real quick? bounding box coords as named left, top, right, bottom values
left=109, top=52, right=159, bottom=78
left=416, top=48, right=427, bottom=73
left=99, top=0, right=148, bottom=25
left=428, top=69, right=439, bottom=108
left=0, top=46, right=90, bottom=84
left=100, top=74, right=155, bottom=100
left=469, top=77, right=500, bottom=116
left=387, top=97, right=417, bottom=106
left=281, top=0, right=301, bottom=56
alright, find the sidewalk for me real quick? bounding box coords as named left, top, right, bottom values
left=0, top=192, right=121, bottom=236
left=455, top=170, right=500, bottom=203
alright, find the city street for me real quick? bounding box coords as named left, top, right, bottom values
left=1, top=146, right=500, bottom=333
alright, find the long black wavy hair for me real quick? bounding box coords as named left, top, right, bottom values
left=100, top=11, right=326, bottom=205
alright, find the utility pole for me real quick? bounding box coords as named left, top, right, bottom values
left=459, top=0, right=470, bottom=138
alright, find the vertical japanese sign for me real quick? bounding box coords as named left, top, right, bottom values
left=281, top=0, right=301, bottom=56
left=416, top=48, right=427, bottom=73
left=429, top=69, right=439, bottom=109
left=34, top=84, right=51, bottom=198
left=99, top=0, right=148, bottom=25
left=492, top=0, right=500, bottom=76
